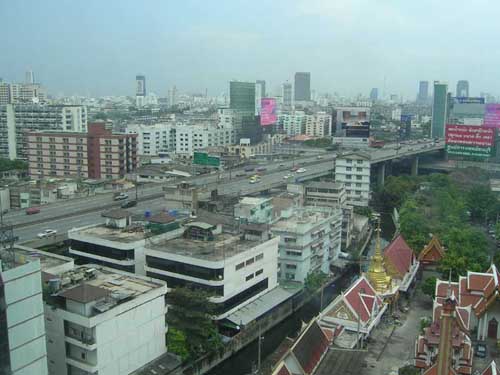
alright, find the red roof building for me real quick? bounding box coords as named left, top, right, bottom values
left=419, top=235, right=445, bottom=266
left=383, top=234, right=419, bottom=292
left=482, top=361, right=499, bottom=375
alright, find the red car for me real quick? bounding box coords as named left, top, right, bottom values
left=26, top=207, right=41, bottom=215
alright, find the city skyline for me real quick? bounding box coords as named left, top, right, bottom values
left=2, top=1, right=500, bottom=98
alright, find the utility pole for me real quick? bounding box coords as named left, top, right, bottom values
left=256, top=322, right=263, bottom=374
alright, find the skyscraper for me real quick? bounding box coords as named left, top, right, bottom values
left=282, top=82, right=293, bottom=108
left=370, top=88, right=379, bottom=101
left=256, top=80, right=266, bottom=97
left=229, top=81, right=255, bottom=113
left=431, top=82, right=448, bottom=138
left=456, top=80, right=469, bottom=97
left=136, top=75, right=146, bottom=107
left=294, top=72, right=311, bottom=101
left=25, top=70, right=34, bottom=84
left=417, top=81, right=429, bottom=103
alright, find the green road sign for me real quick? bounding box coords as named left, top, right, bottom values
left=193, top=152, right=220, bottom=167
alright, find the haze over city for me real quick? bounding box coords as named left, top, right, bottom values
left=1, top=0, right=499, bottom=97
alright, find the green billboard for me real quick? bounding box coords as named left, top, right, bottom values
left=193, top=152, right=220, bottom=167
left=445, top=144, right=494, bottom=158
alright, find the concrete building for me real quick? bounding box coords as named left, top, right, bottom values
left=271, top=206, right=342, bottom=283
left=334, top=106, right=370, bottom=136
left=456, top=80, right=469, bottom=97
left=417, top=81, right=429, bottom=103
left=0, top=82, right=46, bottom=105
left=278, top=111, right=306, bottom=136
left=0, top=104, right=88, bottom=160
left=282, top=82, right=293, bottom=108
left=43, top=265, right=167, bottom=375
left=334, top=152, right=371, bottom=207
left=174, top=123, right=235, bottom=158
left=144, top=221, right=280, bottom=319
left=125, top=123, right=176, bottom=156
left=302, top=181, right=354, bottom=251
left=227, top=134, right=284, bottom=159
left=0, top=248, right=49, bottom=375
left=235, top=197, right=273, bottom=225
left=27, top=122, right=138, bottom=180
left=431, top=81, right=448, bottom=138
left=294, top=72, right=311, bottom=102
left=448, top=97, right=485, bottom=126
left=369, top=88, right=378, bottom=101
left=256, top=80, right=266, bottom=98
left=135, top=75, right=146, bottom=108
left=304, top=112, right=332, bottom=137
left=229, top=81, right=255, bottom=114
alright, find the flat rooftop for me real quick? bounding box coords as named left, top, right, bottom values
left=239, top=197, right=271, bottom=206
left=54, top=265, right=164, bottom=309
left=73, top=224, right=148, bottom=243
left=148, top=233, right=259, bottom=261
left=1, top=245, right=73, bottom=272
left=272, top=208, right=333, bottom=232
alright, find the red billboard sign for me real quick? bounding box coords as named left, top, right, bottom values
left=445, top=124, right=494, bottom=147
left=260, top=98, right=277, bottom=126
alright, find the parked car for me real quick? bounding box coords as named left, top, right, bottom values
left=235, top=172, right=246, bottom=177
left=244, top=167, right=255, bottom=172
left=297, top=168, right=306, bottom=173
left=256, top=167, right=267, bottom=172
left=114, top=193, right=128, bottom=201
left=37, top=229, right=57, bottom=238
left=121, top=200, right=137, bottom=208
left=475, top=344, right=487, bottom=358
left=26, top=207, right=41, bottom=215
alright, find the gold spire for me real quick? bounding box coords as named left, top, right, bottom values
left=367, top=218, right=392, bottom=293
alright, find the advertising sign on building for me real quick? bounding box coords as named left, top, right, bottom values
left=344, top=122, right=370, bottom=138
left=454, top=97, right=485, bottom=104
left=193, top=152, right=220, bottom=167
left=260, top=98, right=277, bottom=126
left=484, top=104, right=500, bottom=128
left=445, top=124, right=494, bottom=158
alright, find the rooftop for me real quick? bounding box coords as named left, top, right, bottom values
left=306, top=181, right=344, bottom=190
left=73, top=224, right=148, bottom=243
left=0, top=245, right=73, bottom=273
left=52, top=265, right=164, bottom=312
left=148, top=232, right=261, bottom=261
left=272, top=207, right=335, bottom=233
left=239, top=197, right=271, bottom=206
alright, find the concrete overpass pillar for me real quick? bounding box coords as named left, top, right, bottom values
left=377, top=163, right=386, bottom=187
left=411, top=156, right=419, bottom=176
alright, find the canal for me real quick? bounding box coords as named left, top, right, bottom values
left=208, top=213, right=396, bottom=375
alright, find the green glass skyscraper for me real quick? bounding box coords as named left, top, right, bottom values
left=431, top=82, right=448, bottom=138
left=229, top=81, right=255, bottom=113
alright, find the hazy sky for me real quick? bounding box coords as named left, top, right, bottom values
left=1, top=0, right=499, bottom=98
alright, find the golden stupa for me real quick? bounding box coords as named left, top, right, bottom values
left=366, top=220, right=392, bottom=294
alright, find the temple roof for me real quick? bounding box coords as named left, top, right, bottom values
left=419, top=235, right=445, bottom=264
left=384, top=235, right=415, bottom=278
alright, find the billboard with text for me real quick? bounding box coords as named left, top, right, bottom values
left=445, top=124, right=494, bottom=158
left=260, top=98, right=277, bottom=126
left=484, top=104, right=500, bottom=128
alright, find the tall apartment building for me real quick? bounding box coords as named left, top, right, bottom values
left=43, top=265, right=167, bottom=375
left=278, top=111, right=306, bottom=136
left=174, top=123, right=235, bottom=158
left=303, top=181, right=354, bottom=250
left=0, top=249, right=49, bottom=375
left=282, top=82, right=293, bottom=108
left=135, top=75, right=146, bottom=108
left=125, top=123, right=176, bottom=156
left=417, top=81, right=429, bottom=103
left=304, top=112, right=332, bottom=137
left=271, top=206, right=342, bottom=283
left=431, top=81, right=448, bottom=138
left=0, top=82, right=46, bottom=105
left=294, top=72, right=311, bottom=102
left=0, top=104, right=88, bottom=159
left=27, top=122, right=137, bottom=180
left=334, top=152, right=371, bottom=207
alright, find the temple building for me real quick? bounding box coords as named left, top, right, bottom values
left=419, top=235, right=445, bottom=267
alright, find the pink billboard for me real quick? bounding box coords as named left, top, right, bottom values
left=260, top=98, right=277, bottom=126
left=484, top=104, right=500, bottom=128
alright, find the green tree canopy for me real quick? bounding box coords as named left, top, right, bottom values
left=421, top=277, right=437, bottom=299
left=0, top=158, right=28, bottom=172
left=465, top=185, right=499, bottom=222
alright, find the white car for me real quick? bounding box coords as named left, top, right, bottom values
left=283, top=174, right=293, bottom=179
left=296, top=168, right=306, bottom=173
left=37, top=229, right=57, bottom=238
left=114, top=193, right=129, bottom=201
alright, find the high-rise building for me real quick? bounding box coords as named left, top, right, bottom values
left=431, top=82, right=448, bottom=138
left=0, top=104, right=88, bottom=159
left=456, top=80, right=469, bottom=97
left=282, top=82, right=293, bottom=108
left=0, top=248, right=49, bottom=375
left=370, top=88, right=379, bottom=101
left=334, top=151, right=371, bottom=207
left=294, top=72, right=311, bottom=102
left=256, top=80, right=266, bottom=97
left=168, top=85, right=177, bottom=107
left=25, top=70, right=35, bottom=84
left=229, top=81, right=255, bottom=113
left=27, top=122, right=138, bottom=180
left=135, top=75, right=146, bottom=107
left=255, top=82, right=263, bottom=115
left=417, top=81, right=429, bottom=103
left=0, top=82, right=46, bottom=105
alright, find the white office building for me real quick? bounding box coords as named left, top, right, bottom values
left=271, top=206, right=342, bottom=283
left=0, top=248, right=49, bottom=375
left=174, top=123, right=235, bottom=158
left=144, top=221, right=279, bottom=320
left=43, top=265, right=167, bottom=375
left=304, top=112, right=332, bottom=137
left=278, top=111, right=306, bottom=136
left=334, top=152, right=371, bottom=206
left=0, top=104, right=88, bottom=159
left=126, top=123, right=176, bottom=156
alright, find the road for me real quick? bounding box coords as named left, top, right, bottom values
left=6, top=139, right=443, bottom=242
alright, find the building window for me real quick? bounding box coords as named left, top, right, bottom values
left=356, top=175, right=362, bottom=180
left=245, top=274, right=254, bottom=281
left=235, top=262, right=244, bottom=271
left=284, top=237, right=296, bottom=243
left=285, top=264, right=297, bottom=269
left=36, top=136, right=42, bottom=142
left=63, top=138, right=69, bottom=143
left=357, top=160, right=363, bottom=164
left=346, top=167, right=352, bottom=171
left=255, top=269, right=263, bottom=276
left=286, top=250, right=301, bottom=256
left=49, top=137, right=55, bottom=142
left=246, top=258, right=255, bottom=266
left=255, top=253, right=264, bottom=261
left=356, top=167, right=363, bottom=172
left=346, top=159, right=352, bottom=164
left=346, top=175, right=352, bottom=180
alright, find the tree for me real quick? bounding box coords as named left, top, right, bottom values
left=465, top=185, right=498, bottom=222
left=303, top=138, right=332, bottom=148
left=375, top=175, right=419, bottom=211
left=167, top=328, right=190, bottom=362
left=421, top=277, right=437, bottom=299
left=167, top=287, right=223, bottom=361
left=399, top=198, right=430, bottom=253
left=304, top=271, right=328, bottom=293
left=0, top=158, right=28, bottom=172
